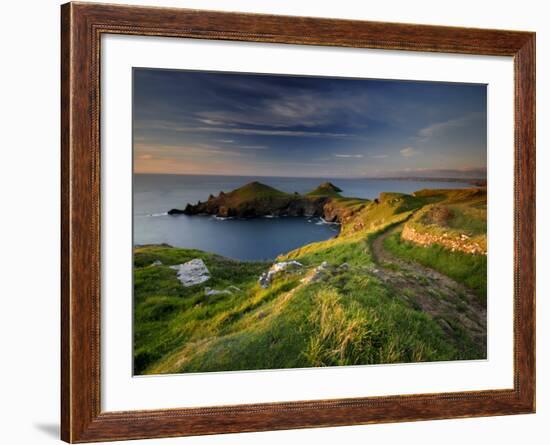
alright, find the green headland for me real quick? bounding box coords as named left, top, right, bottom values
left=135, top=182, right=487, bottom=375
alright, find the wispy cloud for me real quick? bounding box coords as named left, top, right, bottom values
left=400, top=147, right=421, bottom=157
left=135, top=143, right=244, bottom=158
left=418, top=112, right=485, bottom=141
left=198, top=118, right=226, bottom=126
left=368, top=166, right=487, bottom=179
left=136, top=120, right=352, bottom=139
left=240, top=145, right=269, bottom=150
left=333, top=153, right=364, bottom=158
left=194, top=90, right=370, bottom=130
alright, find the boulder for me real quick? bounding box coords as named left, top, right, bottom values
left=310, top=261, right=331, bottom=282
left=151, top=260, right=163, bottom=267
left=170, top=258, right=210, bottom=287
left=258, top=260, right=302, bottom=288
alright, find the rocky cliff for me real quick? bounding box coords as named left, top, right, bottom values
left=168, top=181, right=367, bottom=223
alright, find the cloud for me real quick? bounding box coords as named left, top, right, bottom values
left=198, top=127, right=351, bottom=138
left=418, top=112, right=485, bottom=141
left=198, top=118, right=226, bottom=126
left=334, top=154, right=364, bottom=158
left=135, top=143, right=244, bottom=158
left=240, top=145, right=269, bottom=150
left=400, top=147, right=421, bottom=157
left=371, top=154, right=388, bottom=159
left=194, top=90, right=370, bottom=130
left=136, top=120, right=352, bottom=139
left=367, top=166, right=486, bottom=179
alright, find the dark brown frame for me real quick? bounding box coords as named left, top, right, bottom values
left=61, top=2, right=536, bottom=442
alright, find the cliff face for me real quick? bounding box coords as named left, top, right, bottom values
left=180, top=194, right=329, bottom=218
left=168, top=181, right=368, bottom=222
left=322, top=200, right=358, bottom=224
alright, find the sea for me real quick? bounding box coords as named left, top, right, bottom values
left=134, top=174, right=472, bottom=261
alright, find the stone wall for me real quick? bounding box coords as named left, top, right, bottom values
left=401, top=225, right=487, bottom=255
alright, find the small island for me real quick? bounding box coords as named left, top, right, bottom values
left=168, top=181, right=368, bottom=224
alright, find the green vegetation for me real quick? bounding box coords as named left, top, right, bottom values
left=134, top=186, right=487, bottom=375
left=383, top=232, right=487, bottom=302
left=133, top=246, right=268, bottom=374
left=224, top=181, right=291, bottom=204
left=306, top=181, right=343, bottom=196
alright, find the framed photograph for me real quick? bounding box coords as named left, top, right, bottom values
left=61, top=2, right=535, bottom=442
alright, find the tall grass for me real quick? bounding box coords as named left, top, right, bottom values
left=304, top=289, right=379, bottom=366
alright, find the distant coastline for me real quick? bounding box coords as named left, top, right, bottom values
left=135, top=172, right=485, bottom=186
left=371, top=177, right=486, bottom=187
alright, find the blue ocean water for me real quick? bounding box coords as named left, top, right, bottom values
left=134, top=174, right=472, bottom=261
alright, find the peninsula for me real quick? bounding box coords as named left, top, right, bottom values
left=168, top=181, right=368, bottom=224
left=136, top=183, right=487, bottom=375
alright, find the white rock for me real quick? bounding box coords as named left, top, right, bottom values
left=170, top=258, right=211, bottom=287
left=309, top=261, right=332, bottom=282
left=258, top=260, right=302, bottom=288
left=204, top=287, right=231, bottom=296
left=151, top=260, right=163, bottom=267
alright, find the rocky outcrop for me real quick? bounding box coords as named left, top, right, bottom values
left=322, top=200, right=360, bottom=224
left=181, top=193, right=328, bottom=219
left=170, top=258, right=211, bottom=286
left=258, top=261, right=303, bottom=288
left=169, top=181, right=366, bottom=224
left=402, top=225, right=487, bottom=255
left=307, top=261, right=331, bottom=283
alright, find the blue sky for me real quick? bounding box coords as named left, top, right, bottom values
left=133, top=68, right=487, bottom=178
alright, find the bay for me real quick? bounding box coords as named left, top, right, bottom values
left=134, top=174, right=472, bottom=261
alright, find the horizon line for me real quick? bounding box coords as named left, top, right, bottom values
left=134, top=172, right=486, bottom=180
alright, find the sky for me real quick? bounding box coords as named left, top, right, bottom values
left=133, top=68, right=487, bottom=178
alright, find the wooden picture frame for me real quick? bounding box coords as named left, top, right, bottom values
left=61, top=2, right=535, bottom=442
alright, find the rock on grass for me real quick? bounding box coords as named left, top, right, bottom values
left=170, top=258, right=211, bottom=287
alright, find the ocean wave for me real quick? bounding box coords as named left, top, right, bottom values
left=139, top=212, right=169, bottom=218
left=318, top=217, right=341, bottom=225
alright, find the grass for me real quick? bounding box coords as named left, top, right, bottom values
left=134, top=186, right=488, bottom=375
left=383, top=231, right=487, bottom=303
left=306, top=181, right=343, bottom=197
left=140, top=254, right=474, bottom=374
left=133, top=246, right=268, bottom=374
left=227, top=181, right=291, bottom=201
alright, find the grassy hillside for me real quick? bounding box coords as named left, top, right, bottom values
left=224, top=181, right=291, bottom=204
left=383, top=233, right=487, bottom=302
left=382, top=188, right=487, bottom=301
left=307, top=181, right=343, bottom=197
left=134, top=187, right=487, bottom=375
